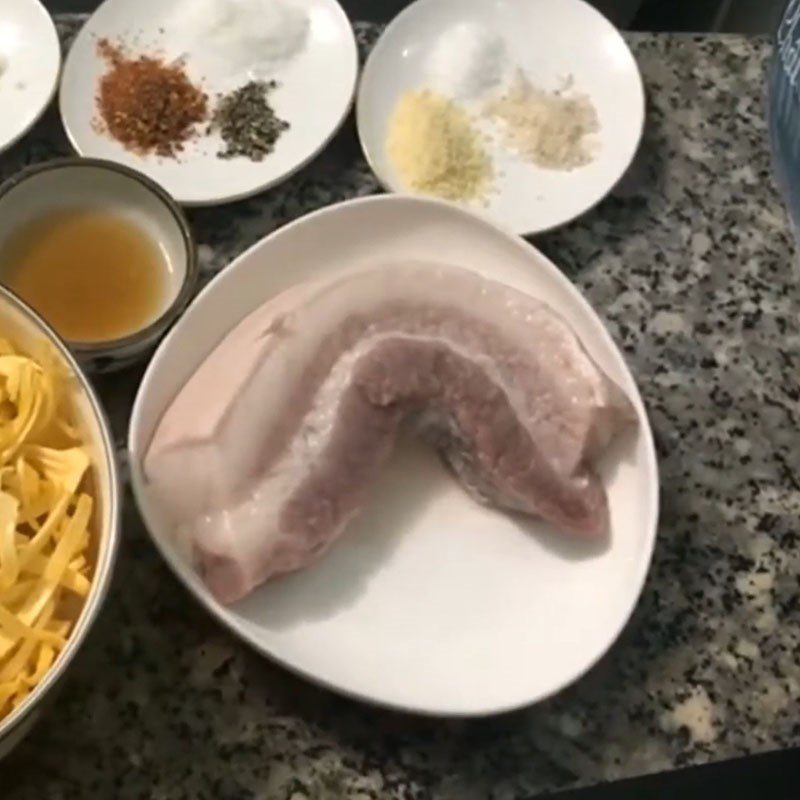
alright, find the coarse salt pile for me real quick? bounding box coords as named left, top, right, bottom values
left=426, top=22, right=510, bottom=102
left=167, top=0, right=309, bottom=80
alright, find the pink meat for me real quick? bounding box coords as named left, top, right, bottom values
left=144, top=263, right=634, bottom=604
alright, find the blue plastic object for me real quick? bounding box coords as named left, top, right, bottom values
left=770, top=0, right=800, bottom=232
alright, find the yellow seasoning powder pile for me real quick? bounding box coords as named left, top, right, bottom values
left=386, top=89, right=493, bottom=202
left=485, top=72, right=599, bottom=170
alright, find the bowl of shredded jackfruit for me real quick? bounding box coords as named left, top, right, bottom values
left=0, top=284, right=120, bottom=756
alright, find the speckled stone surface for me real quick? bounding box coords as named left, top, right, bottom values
left=2, top=16, right=798, bottom=799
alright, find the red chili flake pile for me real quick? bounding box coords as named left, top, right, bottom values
left=95, top=38, right=208, bottom=158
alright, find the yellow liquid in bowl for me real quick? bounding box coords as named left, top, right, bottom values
left=1, top=208, right=168, bottom=343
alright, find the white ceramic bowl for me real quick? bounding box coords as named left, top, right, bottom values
left=59, top=0, right=359, bottom=206
left=0, top=0, right=61, bottom=156
left=129, top=194, right=659, bottom=716
left=357, top=0, right=645, bottom=235
left=0, top=158, right=197, bottom=372
left=0, top=285, right=121, bottom=758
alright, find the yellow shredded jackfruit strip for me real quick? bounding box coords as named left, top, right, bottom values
left=0, top=678, right=22, bottom=708
left=2, top=499, right=91, bottom=655
left=17, top=493, right=71, bottom=569
left=44, top=496, right=92, bottom=585
left=0, top=578, right=37, bottom=606
left=20, top=446, right=89, bottom=495
left=0, top=596, right=57, bottom=682
left=20, top=555, right=90, bottom=596
left=24, top=643, right=56, bottom=688
left=0, top=493, right=18, bottom=591
left=0, top=343, right=94, bottom=720
left=0, top=602, right=62, bottom=647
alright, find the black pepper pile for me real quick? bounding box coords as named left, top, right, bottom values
left=210, top=80, right=290, bottom=161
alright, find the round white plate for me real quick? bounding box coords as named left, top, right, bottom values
left=129, top=195, right=658, bottom=716
left=0, top=0, right=60, bottom=155
left=59, top=0, right=357, bottom=206
left=357, top=0, right=645, bottom=235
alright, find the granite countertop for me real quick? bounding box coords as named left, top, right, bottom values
left=3, top=17, right=798, bottom=800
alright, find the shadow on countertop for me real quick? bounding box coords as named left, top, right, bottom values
left=42, top=0, right=638, bottom=25
left=40, top=0, right=718, bottom=30
left=543, top=747, right=800, bottom=799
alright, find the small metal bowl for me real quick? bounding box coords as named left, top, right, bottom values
left=0, top=283, right=121, bottom=758
left=0, top=158, right=198, bottom=373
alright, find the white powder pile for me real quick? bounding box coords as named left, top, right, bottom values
left=426, top=22, right=510, bottom=102
left=167, top=0, right=309, bottom=79
left=421, top=23, right=601, bottom=171
left=485, top=72, right=600, bottom=170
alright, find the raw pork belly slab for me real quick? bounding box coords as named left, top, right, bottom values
left=144, top=263, right=635, bottom=603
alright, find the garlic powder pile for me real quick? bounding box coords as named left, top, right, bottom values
left=386, top=89, right=493, bottom=202
left=485, top=72, right=600, bottom=170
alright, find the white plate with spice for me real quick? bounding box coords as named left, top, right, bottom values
left=357, top=0, right=645, bottom=235
left=0, top=0, right=61, bottom=156
left=59, top=0, right=358, bottom=206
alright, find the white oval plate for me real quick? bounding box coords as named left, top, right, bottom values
left=129, top=195, right=658, bottom=716
left=0, top=0, right=60, bottom=155
left=357, top=0, right=645, bottom=235
left=59, top=0, right=357, bottom=206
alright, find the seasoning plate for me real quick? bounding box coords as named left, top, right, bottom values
left=0, top=0, right=61, bottom=156
left=357, top=0, right=645, bottom=235
left=58, top=0, right=358, bottom=206
left=129, top=195, right=659, bottom=716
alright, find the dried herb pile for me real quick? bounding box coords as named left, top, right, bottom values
left=210, top=80, right=290, bottom=161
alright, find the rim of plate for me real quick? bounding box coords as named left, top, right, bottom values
left=356, top=0, right=647, bottom=236
left=57, top=0, right=360, bottom=207
left=0, top=281, right=122, bottom=744
left=128, top=194, right=659, bottom=716
left=0, top=0, right=61, bottom=157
